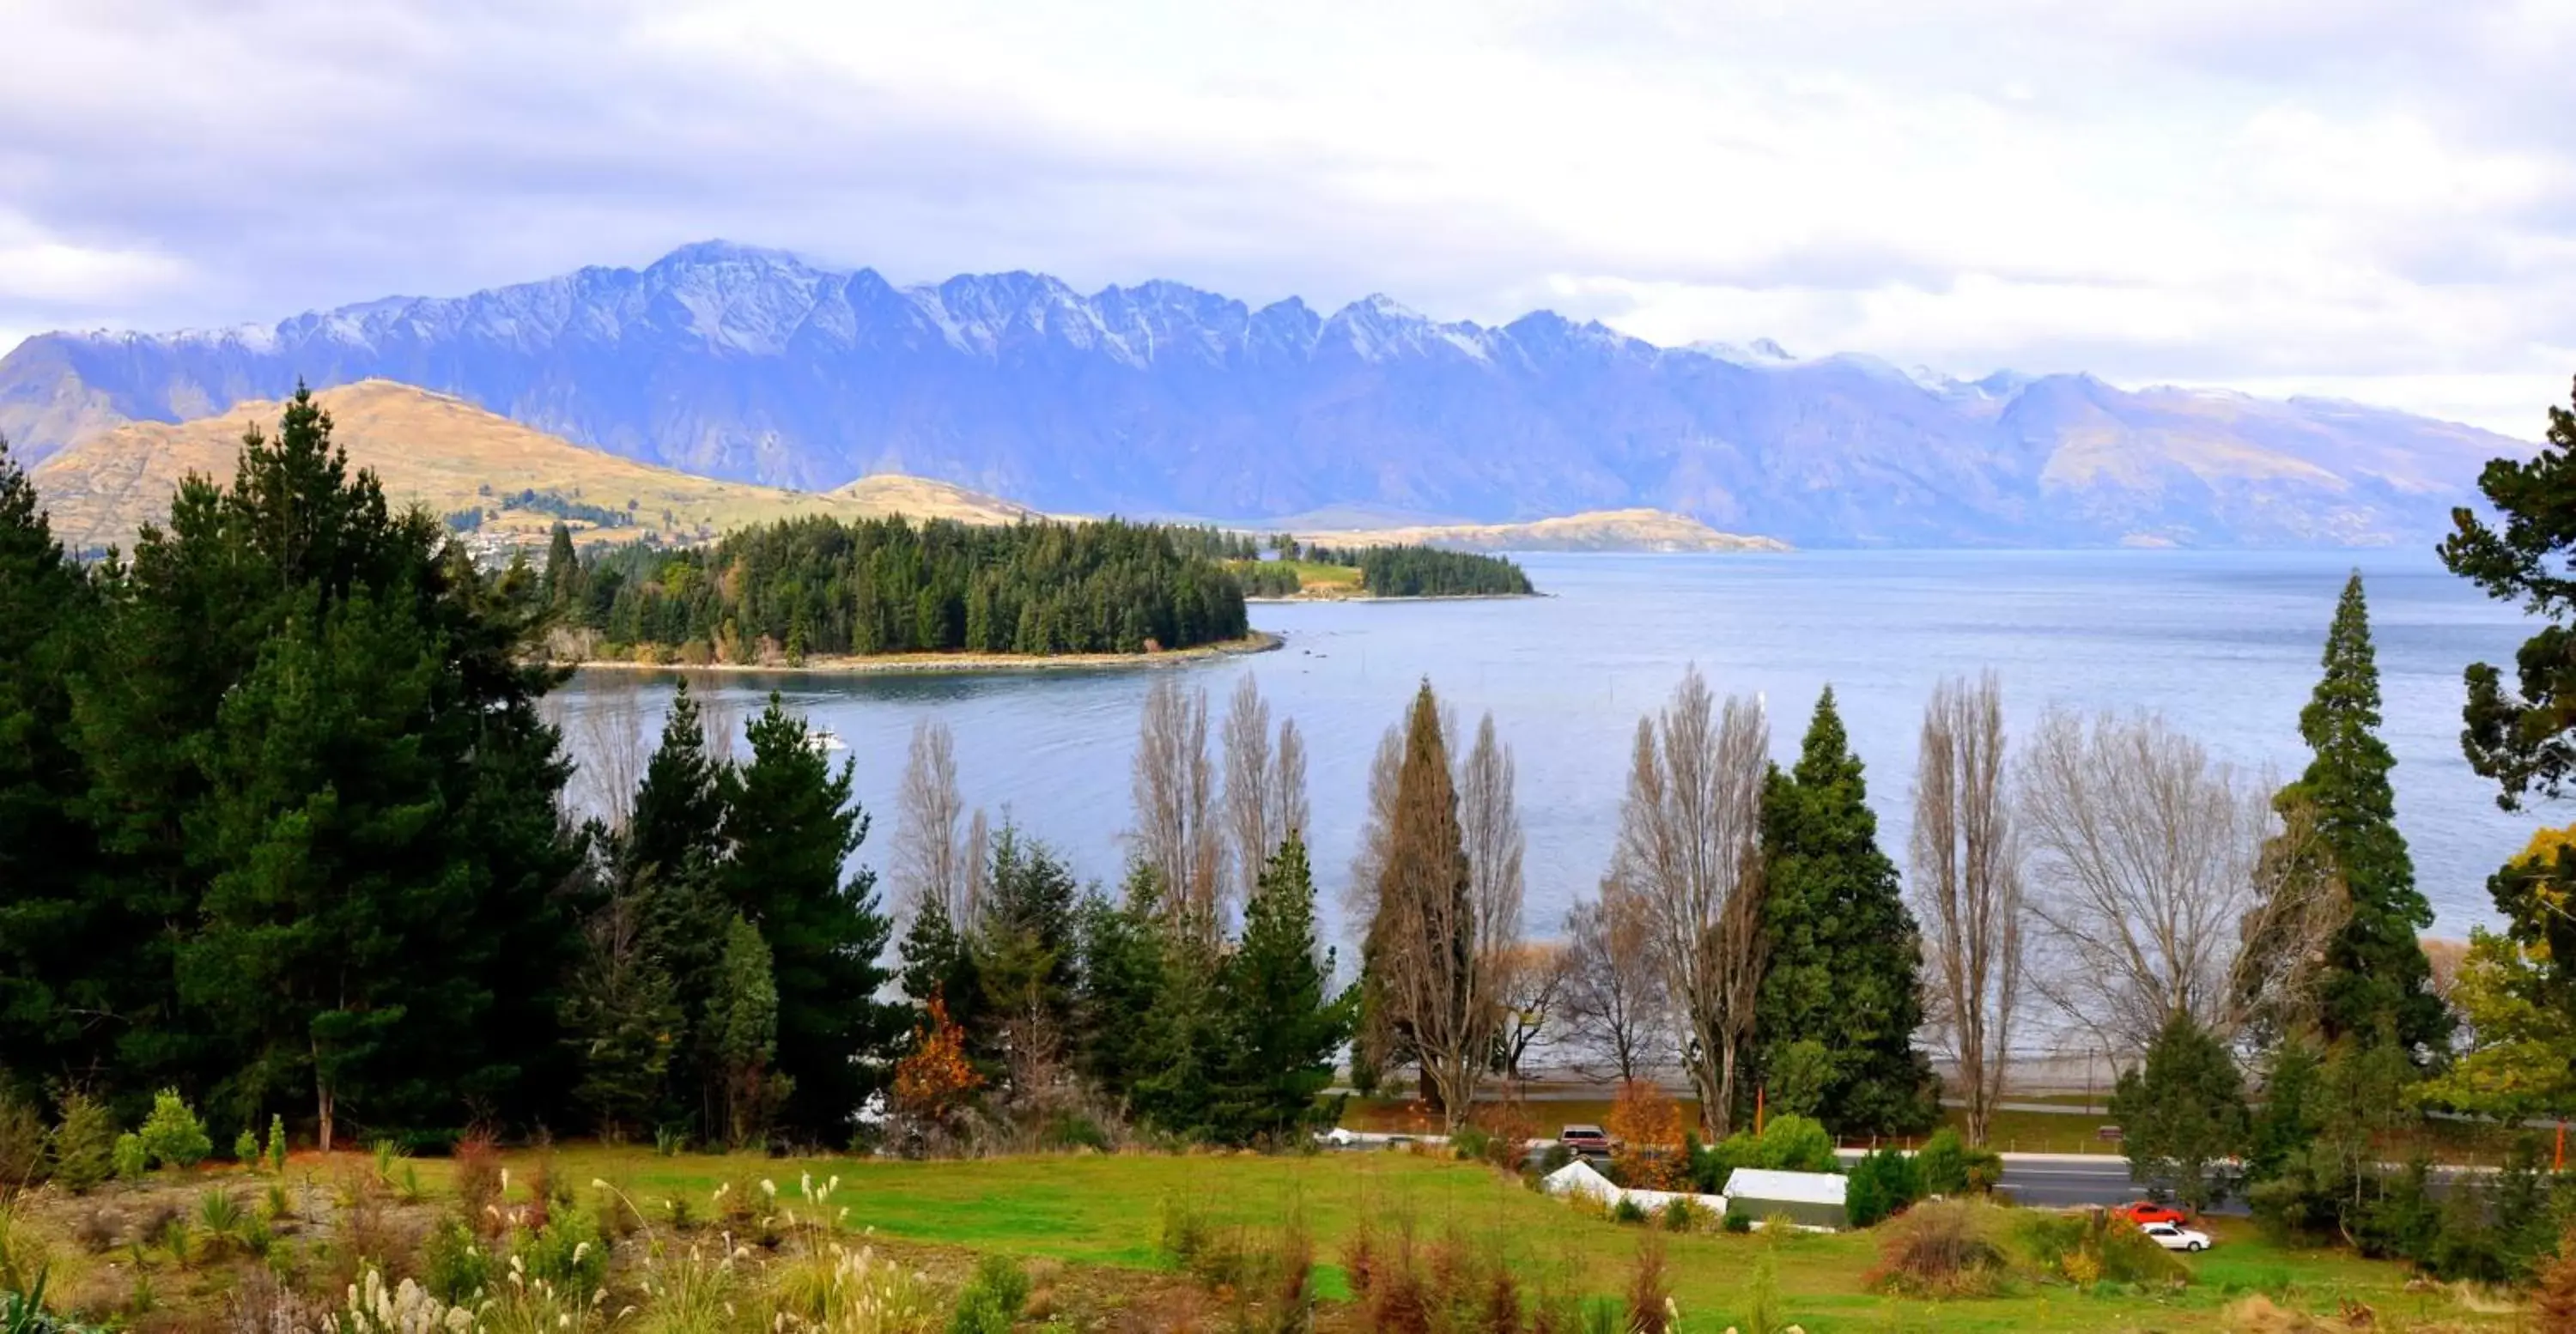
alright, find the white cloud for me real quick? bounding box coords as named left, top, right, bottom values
left=0, top=0, right=2571, bottom=434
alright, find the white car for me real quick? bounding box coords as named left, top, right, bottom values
left=2140, top=1222, right=2213, bottom=1252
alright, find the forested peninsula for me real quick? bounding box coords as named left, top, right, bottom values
left=540, top=518, right=1535, bottom=668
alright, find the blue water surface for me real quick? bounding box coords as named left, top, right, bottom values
left=557, top=549, right=2551, bottom=942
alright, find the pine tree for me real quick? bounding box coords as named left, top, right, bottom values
left=2108, top=1012, right=2250, bottom=1211
left=561, top=884, right=683, bottom=1142
left=975, top=825, right=1082, bottom=1094
left=151, top=387, right=580, bottom=1142
left=707, top=915, right=785, bottom=1148
left=2278, top=574, right=2447, bottom=1055
left=1207, top=836, right=1355, bottom=1144
left=1071, top=870, right=1169, bottom=1104
left=1753, top=688, right=1939, bottom=1137
left=2439, top=380, right=2576, bottom=1025
left=541, top=522, right=582, bottom=609
left=0, top=435, right=97, bottom=1097
left=724, top=694, right=901, bottom=1137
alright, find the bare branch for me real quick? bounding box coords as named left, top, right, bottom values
left=1911, top=670, right=2023, bottom=1147
left=1613, top=666, right=1768, bottom=1137
left=2017, top=707, right=2268, bottom=1056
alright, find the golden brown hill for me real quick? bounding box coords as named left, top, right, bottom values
left=1297, top=507, right=1789, bottom=553
left=29, top=379, right=1036, bottom=552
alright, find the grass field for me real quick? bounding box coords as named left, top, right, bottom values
left=7, top=1143, right=2522, bottom=1331
left=524, top=1145, right=2494, bottom=1331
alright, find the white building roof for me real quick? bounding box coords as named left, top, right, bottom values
left=1540, top=1160, right=1621, bottom=1204
left=1720, top=1168, right=1848, bottom=1206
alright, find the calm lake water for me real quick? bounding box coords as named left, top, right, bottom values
left=556, top=549, right=2553, bottom=943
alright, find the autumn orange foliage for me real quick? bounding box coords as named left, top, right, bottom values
left=893, top=994, right=983, bottom=1125
left=1607, top=1080, right=1686, bottom=1190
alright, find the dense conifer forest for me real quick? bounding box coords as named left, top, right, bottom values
left=545, top=515, right=1253, bottom=662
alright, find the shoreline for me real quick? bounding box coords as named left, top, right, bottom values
left=1246, top=591, right=1546, bottom=604
left=557, top=630, right=1285, bottom=677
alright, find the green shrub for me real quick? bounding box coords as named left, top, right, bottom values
left=1846, top=1160, right=1890, bottom=1229
left=1846, top=1148, right=1924, bottom=1228
left=264, top=1116, right=288, bottom=1174
left=422, top=1216, right=492, bottom=1304
left=1917, top=1129, right=1973, bottom=1196
left=0, top=1088, right=46, bottom=1193
left=519, top=1209, right=608, bottom=1302
left=2015, top=1210, right=2186, bottom=1288
left=233, top=1129, right=259, bottom=1167
left=1660, top=1198, right=1702, bottom=1233
left=1869, top=1199, right=2008, bottom=1298
left=1752, top=1115, right=1837, bottom=1173
left=50, top=1093, right=117, bottom=1194
left=112, top=1133, right=148, bottom=1181
left=948, top=1254, right=1030, bottom=1334
left=1450, top=1125, right=1495, bottom=1162
left=1612, top=1198, right=1648, bottom=1226
left=1723, top=1208, right=1753, bottom=1234
left=137, top=1090, right=210, bottom=1169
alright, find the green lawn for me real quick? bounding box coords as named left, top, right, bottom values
left=510, top=1144, right=2505, bottom=1331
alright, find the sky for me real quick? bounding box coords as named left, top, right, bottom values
left=3, top=0, right=2573, bottom=436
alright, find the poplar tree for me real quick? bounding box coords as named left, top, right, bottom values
left=2277, top=574, right=2446, bottom=1055
left=1360, top=681, right=1486, bottom=1125
left=1754, top=688, right=1939, bottom=1136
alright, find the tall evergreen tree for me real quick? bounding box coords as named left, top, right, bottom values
left=708, top=914, right=786, bottom=1147
left=82, top=387, right=580, bottom=1138
left=1071, top=868, right=1170, bottom=1104
left=2108, top=1012, right=2250, bottom=1211
left=975, top=824, right=1083, bottom=1094
left=1753, top=688, right=1939, bottom=1136
left=2276, top=574, right=2446, bottom=1055
left=2439, top=379, right=2576, bottom=1006
left=1207, top=837, right=1354, bottom=1143
left=0, top=436, right=96, bottom=1099
left=723, top=694, right=902, bottom=1137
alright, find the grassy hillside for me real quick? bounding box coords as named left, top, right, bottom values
left=27, top=379, right=1036, bottom=553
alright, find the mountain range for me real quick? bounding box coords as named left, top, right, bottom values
left=0, top=240, right=2531, bottom=547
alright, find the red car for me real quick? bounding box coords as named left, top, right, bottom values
left=2123, top=1201, right=2189, bottom=1227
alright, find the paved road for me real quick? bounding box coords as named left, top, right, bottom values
left=1994, top=1157, right=2145, bottom=1210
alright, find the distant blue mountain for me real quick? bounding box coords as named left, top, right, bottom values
left=0, top=240, right=2528, bottom=546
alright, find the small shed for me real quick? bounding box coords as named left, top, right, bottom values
left=1540, top=1159, right=1622, bottom=1206
left=1720, top=1167, right=1849, bottom=1231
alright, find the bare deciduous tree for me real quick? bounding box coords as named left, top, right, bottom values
left=1132, top=677, right=1224, bottom=938
left=1912, top=671, right=2024, bottom=1147
left=1346, top=722, right=1406, bottom=927
left=560, top=675, right=651, bottom=828
left=1492, top=941, right=1571, bottom=1081
left=1561, top=883, right=1673, bottom=1082
left=1459, top=711, right=1528, bottom=979
left=1274, top=718, right=1309, bottom=846
left=892, top=719, right=974, bottom=922
left=1221, top=676, right=1311, bottom=908
left=961, top=806, right=993, bottom=924
left=2019, top=708, right=2273, bottom=1056
left=1612, top=667, right=1769, bottom=1137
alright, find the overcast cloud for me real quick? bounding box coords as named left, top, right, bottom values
left=3, top=0, right=2572, bottom=434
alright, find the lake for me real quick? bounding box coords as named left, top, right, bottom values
left=554, top=549, right=2553, bottom=943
